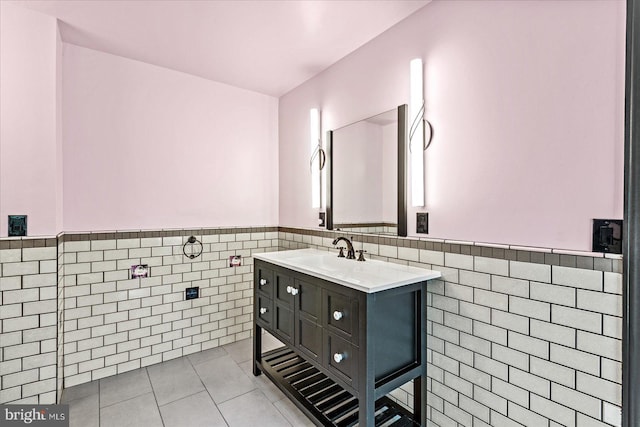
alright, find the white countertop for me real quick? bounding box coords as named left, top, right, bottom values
left=254, top=248, right=441, bottom=293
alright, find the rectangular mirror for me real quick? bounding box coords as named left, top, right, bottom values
left=326, top=105, right=407, bottom=237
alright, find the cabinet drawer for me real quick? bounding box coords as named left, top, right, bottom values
left=256, top=265, right=274, bottom=298
left=324, top=332, right=358, bottom=387
left=325, top=290, right=359, bottom=343
left=256, top=295, right=272, bottom=327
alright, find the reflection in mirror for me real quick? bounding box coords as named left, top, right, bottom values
left=326, top=105, right=407, bottom=237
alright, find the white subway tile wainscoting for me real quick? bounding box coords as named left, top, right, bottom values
left=0, top=226, right=624, bottom=427
left=278, top=228, right=623, bottom=427
left=59, top=228, right=279, bottom=389
left=0, top=238, right=58, bottom=404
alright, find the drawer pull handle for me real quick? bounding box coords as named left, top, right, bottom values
left=333, top=311, right=344, bottom=321
left=333, top=353, right=345, bottom=363
left=259, top=278, right=267, bottom=286
left=290, top=287, right=299, bottom=296
left=259, top=307, right=268, bottom=314
left=286, top=286, right=292, bottom=294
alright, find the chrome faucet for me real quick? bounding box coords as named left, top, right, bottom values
left=332, top=236, right=356, bottom=260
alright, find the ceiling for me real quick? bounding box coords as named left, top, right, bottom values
left=6, top=0, right=429, bottom=97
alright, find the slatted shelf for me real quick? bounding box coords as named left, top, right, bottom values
left=259, top=347, right=420, bottom=427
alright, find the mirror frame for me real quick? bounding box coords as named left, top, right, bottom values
left=326, top=104, right=407, bottom=237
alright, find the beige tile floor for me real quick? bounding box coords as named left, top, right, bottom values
left=61, top=333, right=315, bottom=427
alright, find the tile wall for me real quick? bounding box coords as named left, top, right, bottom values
left=279, top=228, right=623, bottom=427
left=56, top=238, right=65, bottom=401
left=0, top=226, right=626, bottom=427
left=0, top=238, right=58, bottom=404
left=0, top=227, right=278, bottom=405
left=59, top=228, right=278, bottom=388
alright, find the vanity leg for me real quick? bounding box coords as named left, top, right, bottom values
left=253, top=323, right=262, bottom=376
left=414, top=376, right=426, bottom=425
left=416, top=285, right=428, bottom=426
left=358, top=389, right=376, bottom=427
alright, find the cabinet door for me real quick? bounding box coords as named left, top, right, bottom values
left=297, top=317, right=322, bottom=361
left=274, top=272, right=294, bottom=307
left=295, top=279, right=322, bottom=361
left=274, top=304, right=294, bottom=344
left=296, top=279, right=321, bottom=322
left=273, top=272, right=294, bottom=343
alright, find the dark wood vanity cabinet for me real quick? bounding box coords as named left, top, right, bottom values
left=253, top=258, right=428, bottom=427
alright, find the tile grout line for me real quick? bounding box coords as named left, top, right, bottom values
left=186, top=348, right=231, bottom=427
left=144, top=366, right=166, bottom=427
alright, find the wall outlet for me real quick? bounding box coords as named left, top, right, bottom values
left=185, top=287, right=199, bottom=300
left=318, top=212, right=326, bottom=227
left=592, top=219, right=622, bottom=254
left=417, top=212, right=429, bottom=234
left=8, top=215, right=27, bottom=236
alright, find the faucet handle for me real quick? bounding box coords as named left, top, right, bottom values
left=357, top=250, right=367, bottom=262
left=336, top=247, right=346, bottom=258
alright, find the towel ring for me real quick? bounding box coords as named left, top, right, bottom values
left=183, top=236, right=203, bottom=259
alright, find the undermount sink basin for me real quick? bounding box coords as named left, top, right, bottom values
left=253, top=248, right=441, bottom=293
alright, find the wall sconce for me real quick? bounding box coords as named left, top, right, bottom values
left=409, top=58, right=433, bottom=208
left=310, top=108, right=325, bottom=208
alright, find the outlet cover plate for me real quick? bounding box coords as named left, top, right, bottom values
left=417, top=212, right=429, bottom=234
left=592, top=219, right=622, bottom=254
left=185, top=287, right=199, bottom=300
left=8, top=215, right=27, bottom=237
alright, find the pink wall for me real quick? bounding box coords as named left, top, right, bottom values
left=56, top=23, right=64, bottom=234
left=0, top=3, right=60, bottom=237
left=63, top=44, right=279, bottom=232
left=279, top=0, right=626, bottom=251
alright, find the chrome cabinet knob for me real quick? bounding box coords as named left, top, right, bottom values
left=333, top=353, right=345, bottom=363
left=290, top=287, right=299, bottom=296
left=259, top=307, right=267, bottom=314
left=286, top=286, right=292, bottom=294
left=333, top=311, right=344, bottom=321
left=259, top=278, right=267, bottom=286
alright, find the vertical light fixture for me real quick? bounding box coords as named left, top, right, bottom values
left=310, top=108, right=321, bottom=208
left=410, top=58, right=425, bottom=207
